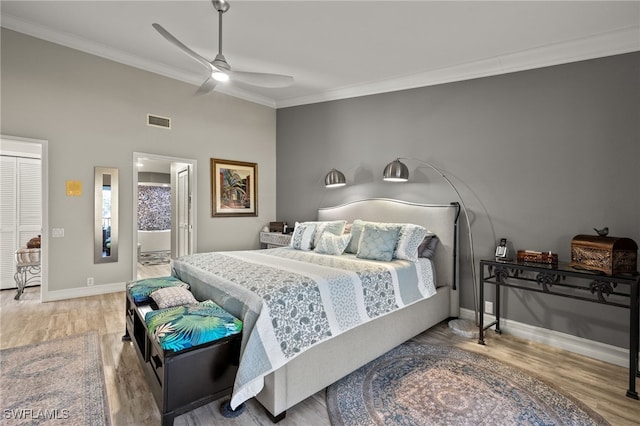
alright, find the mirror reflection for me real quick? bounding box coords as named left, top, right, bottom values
left=95, top=167, right=118, bottom=263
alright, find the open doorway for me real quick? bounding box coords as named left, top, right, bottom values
left=133, top=153, right=196, bottom=280
left=0, top=135, right=48, bottom=301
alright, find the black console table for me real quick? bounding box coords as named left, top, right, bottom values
left=478, top=259, right=639, bottom=400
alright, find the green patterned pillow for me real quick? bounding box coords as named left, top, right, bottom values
left=314, top=233, right=352, bottom=255
left=145, top=300, right=243, bottom=352
left=356, top=224, right=401, bottom=261
left=127, top=276, right=189, bottom=304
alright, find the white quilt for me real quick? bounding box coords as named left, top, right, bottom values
left=171, top=247, right=436, bottom=409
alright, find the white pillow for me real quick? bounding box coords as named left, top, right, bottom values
left=289, top=222, right=317, bottom=251
left=314, top=233, right=352, bottom=255
left=394, top=223, right=428, bottom=261
left=150, top=286, right=198, bottom=309
left=311, top=220, right=347, bottom=248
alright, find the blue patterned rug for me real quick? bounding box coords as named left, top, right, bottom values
left=326, top=342, right=609, bottom=426
left=0, top=332, right=111, bottom=425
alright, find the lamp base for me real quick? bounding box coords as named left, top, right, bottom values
left=448, top=318, right=479, bottom=339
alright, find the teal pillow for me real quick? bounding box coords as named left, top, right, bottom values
left=356, top=224, right=401, bottom=261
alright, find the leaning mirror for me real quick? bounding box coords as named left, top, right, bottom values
left=94, top=167, right=119, bottom=263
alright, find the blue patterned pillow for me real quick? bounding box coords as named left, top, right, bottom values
left=394, top=224, right=428, bottom=261
left=345, top=219, right=366, bottom=254
left=289, top=222, right=317, bottom=251
left=314, top=233, right=352, bottom=255
left=356, top=224, right=401, bottom=261
left=127, top=276, right=189, bottom=304
left=145, top=300, right=243, bottom=352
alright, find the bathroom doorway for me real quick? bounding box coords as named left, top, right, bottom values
left=133, top=153, right=196, bottom=280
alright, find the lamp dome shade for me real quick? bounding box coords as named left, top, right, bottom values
left=325, top=169, right=346, bottom=187
left=383, top=159, right=409, bottom=182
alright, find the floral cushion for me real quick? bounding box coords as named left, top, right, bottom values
left=127, top=276, right=189, bottom=304
left=145, top=300, right=243, bottom=352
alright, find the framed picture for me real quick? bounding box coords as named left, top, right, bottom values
left=211, top=158, right=258, bottom=217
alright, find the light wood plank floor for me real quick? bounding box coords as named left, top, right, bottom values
left=1, top=286, right=638, bottom=425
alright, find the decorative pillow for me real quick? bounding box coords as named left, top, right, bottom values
left=418, top=233, right=440, bottom=259
left=289, top=222, right=317, bottom=251
left=345, top=219, right=367, bottom=254
left=314, top=233, right=352, bottom=255
left=145, top=300, right=243, bottom=352
left=394, top=224, right=428, bottom=261
left=356, top=224, right=401, bottom=261
left=312, top=220, right=347, bottom=248
left=127, top=276, right=189, bottom=304
left=150, top=286, right=198, bottom=309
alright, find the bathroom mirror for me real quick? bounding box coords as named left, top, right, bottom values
left=95, top=167, right=119, bottom=263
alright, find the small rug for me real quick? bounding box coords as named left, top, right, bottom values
left=327, top=342, right=609, bottom=426
left=138, top=250, right=171, bottom=266
left=0, top=332, right=111, bottom=425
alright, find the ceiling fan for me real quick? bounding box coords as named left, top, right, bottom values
left=153, top=0, right=293, bottom=95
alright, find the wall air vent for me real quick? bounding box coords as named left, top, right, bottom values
left=147, top=114, right=171, bottom=129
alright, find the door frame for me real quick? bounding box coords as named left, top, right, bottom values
left=132, top=152, right=197, bottom=280
left=0, top=134, right=48, bottom=301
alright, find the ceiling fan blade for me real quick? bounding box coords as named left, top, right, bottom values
left=226, top=70, right=294, bottom=88
left=195, top=76, right=217, bottom=95
left=152, top=23, right=212, bottom=70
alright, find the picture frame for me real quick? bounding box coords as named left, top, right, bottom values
left=211, top=158, right=258, bottom=217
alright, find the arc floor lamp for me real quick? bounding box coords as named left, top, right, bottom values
left=382, top=158, right=478, bottom=337
left=324, top=159, right=479, bottom=337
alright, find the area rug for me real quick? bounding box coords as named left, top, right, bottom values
left=326, top=342, right=609, bottom=426
left=0, top=332, right=111, bottom=425
left=138, top=250, right=171, bottom=266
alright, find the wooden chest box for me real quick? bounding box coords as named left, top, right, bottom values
left=569, top=234, right=638, bottom=275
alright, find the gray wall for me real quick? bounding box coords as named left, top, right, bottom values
left=1, top=29, right=276, bottom=292
left=276, top=52, right=640, bottom=349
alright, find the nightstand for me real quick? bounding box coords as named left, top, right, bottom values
left=260, top=231, right=291, bottom=248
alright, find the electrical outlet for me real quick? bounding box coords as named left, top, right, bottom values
left=52, top=228, right=64, bottom=238
left=484, top=301, right=493, bottom=315
left=87, top=277, right=94, bottom=286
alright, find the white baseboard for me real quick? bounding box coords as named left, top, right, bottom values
left=459, top=308, right=630, bottom=368
left=43, top=282, right=125, bottom=302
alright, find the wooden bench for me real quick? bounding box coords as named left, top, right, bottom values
left=123, top=284, right=242, bottom=426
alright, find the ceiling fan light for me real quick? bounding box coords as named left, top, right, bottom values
left=212, top=71, right=229, bottom=82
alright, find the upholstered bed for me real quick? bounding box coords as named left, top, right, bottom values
left=171, top=198, right=460, bottom=421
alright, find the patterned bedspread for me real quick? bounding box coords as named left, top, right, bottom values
left=171, top=247, right=436, bottom=409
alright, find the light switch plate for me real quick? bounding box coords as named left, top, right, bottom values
left=52, top=228, right=64, bottom=238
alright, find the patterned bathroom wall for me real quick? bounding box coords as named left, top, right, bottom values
left=138, top=185, right=171, bottom=230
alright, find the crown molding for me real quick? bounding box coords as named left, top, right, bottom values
left=1, top=14, right=277, bottom=108
left=3, top=13, right=637, bottom=110
left=275, top=26, right=640, bottom=108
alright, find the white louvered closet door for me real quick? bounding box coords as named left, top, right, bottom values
left=0, top=156, right=41, bottom=289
